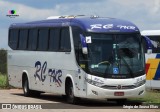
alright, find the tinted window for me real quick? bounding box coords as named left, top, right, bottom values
left=60, top=27, right=71, bottom=51
left=9, top=29, right=19, bottom=49
left=72, top=26, right=84, bottom=64
left=49, top=28, right=60, bottom=51
left=72, top=26, right=83, bottom=50
left=147, top=36, right=160, bottom=53
left=28, top=29, right=38, bottom=50
left=37, top=29, right=49, bottom=51
left=18, top=29, right=28, bottom=50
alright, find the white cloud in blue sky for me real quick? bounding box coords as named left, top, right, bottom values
left=0, top=0, right=160, bottom=48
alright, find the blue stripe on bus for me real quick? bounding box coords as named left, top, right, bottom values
left=156, top=54, right=160, bottom=58
left=153, top=62, right=160, bottom=80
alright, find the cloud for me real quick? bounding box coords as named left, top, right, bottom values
left=54, top=0, right=160, bottom=30
left=107, top=0, right=160, bottom=17
left=0, top=0, right=105, bottom=21
left=0, top=1, right=60, bottom=20
left=0, top=1, right=58, bottom=49
left=1, top=0, right=160, bottom=24
left=0, top=29, right=8, bottom=49
left=4, top=0, right=101, bottom=9
left=0, top=0, right=160, bottom=49
left=151, top=0, right=160, bottom=14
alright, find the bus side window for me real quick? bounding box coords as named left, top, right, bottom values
left=9, top=29, right=19, bottom=50
left=28, top=29, right=38, bottom=51
left=18, top=29, right=28, bottom=50
left=37, top=29, right=49, bottom=51
left=72, top=26, right=83, bottom=61
left=72, top=26, right=87, bottom=70
left=60, top=27, right=71, bottom=52
left=49, top=28, right=60, bottom=51
left=72, top=26, right=82, bottom=50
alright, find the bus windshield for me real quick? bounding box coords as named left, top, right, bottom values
left=84, top=33, right=145, bottom=78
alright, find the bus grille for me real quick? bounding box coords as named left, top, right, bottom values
left=101, top=85, right=136, bottom=89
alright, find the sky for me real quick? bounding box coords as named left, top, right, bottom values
left=0, top=0, right=160, bottom=49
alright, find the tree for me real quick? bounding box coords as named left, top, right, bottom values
left=0, top=49, right=7, bottom=74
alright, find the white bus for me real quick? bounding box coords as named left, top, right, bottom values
left=141, top=30, right=160, bottom=90
left=8, top=15, right=149, bottom=104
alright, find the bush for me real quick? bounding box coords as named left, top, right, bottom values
left=0, top=49, right=7, bottom=74
left=0, top=74, right=8, bottom=88
left=0, top=49, right=7, bottom=88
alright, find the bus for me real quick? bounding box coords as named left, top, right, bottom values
left=8, top=15, right=150, bottom=104
left=141, top=30, right=160, bottom=90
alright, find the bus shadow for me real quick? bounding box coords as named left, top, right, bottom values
left=11, top=93, right=143, bottom=108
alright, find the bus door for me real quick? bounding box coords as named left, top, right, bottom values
left=74, top=34, right=88, bottom=97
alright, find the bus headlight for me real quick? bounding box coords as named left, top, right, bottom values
left=134, top=79, right=146, bottom=87
left=86, top=78, right=104, bottom=87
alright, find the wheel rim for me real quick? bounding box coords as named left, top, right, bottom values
left=24, top=81, right=28, bottom=94
left=69, top=87, right=73, bottom=98
left=67, top=82, right=75, bottom=102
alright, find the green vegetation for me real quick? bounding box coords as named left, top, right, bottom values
left=0, top=49, right=7, bottom=74
left=0, top=74, right=8, bottom=88
left=129, top=90, right=160, bottom=105
left=0, top=49, right=8, bottom=89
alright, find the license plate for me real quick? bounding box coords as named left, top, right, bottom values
left=114, top=92, right=124, bottom=96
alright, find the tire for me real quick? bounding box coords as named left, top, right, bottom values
left=66, top=81, right=79, bottom=104
left=23, top=77, right=41, bottom=97
left=23, top=77, right=31, bottom=97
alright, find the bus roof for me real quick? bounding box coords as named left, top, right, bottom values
left=141, top=30, right=160, bottom=36
left=9, top=15, right=139, bottom=33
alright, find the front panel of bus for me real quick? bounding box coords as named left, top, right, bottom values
left=72, top=26, right=146, bottom=99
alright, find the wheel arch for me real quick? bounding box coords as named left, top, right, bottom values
left=65, top=74, right=76, bottom=96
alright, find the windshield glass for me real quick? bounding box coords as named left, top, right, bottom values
left=85, top=33, right=145, bottom=78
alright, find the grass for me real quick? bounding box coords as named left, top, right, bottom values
left=0, top=74, right=8, bottom=89
left=129, top=90, right=160, bottom=105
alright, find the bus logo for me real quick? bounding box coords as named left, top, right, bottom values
left=113, top=67, right=119, bottom=74
left=90, top=24, right=113, bottom=29
left=8, top=10, right=16, bottom=14
left=117, top=25, right=136, bottom=30
left=6, top=10, right=19, bottom=18
left=117, top=85, right=122, bottom=89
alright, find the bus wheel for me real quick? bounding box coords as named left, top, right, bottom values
left=66, top=81, right=78, bottom=104
left=23, top=77, right=31, bottom=97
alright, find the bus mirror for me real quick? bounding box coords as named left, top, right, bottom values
left=80, top=34, right=88, bottom=54
left=147, top=49, right=152, bottom=54
left=142, top=36, right=152, bottom=54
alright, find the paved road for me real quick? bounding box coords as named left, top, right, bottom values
left=0, top=89, right=159, bottom=112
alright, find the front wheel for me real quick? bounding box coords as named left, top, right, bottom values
left=23, top=77, right=31, bottom=97
left=66, top=81, right=79, bottom=104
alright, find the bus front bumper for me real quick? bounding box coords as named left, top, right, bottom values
left=86, top=83, right=145, bottom=99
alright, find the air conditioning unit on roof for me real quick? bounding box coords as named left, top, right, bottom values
left=47, top=15, right=85, bottom=19
left=46, top=16, right=61, bottom=19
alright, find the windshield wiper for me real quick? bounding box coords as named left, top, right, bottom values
left=119, top=49, right=134, bottom=78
